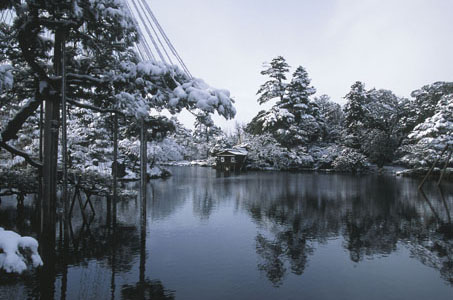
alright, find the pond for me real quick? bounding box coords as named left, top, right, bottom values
left=1, top=166, right=453, bottom=299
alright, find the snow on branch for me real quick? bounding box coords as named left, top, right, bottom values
left=0, top=227, right=43, bottom=274
left=0, top=65, right=13, bottom=93
left=115, top=60, right=236, bottom=120
left=0, top=141, right=43, bottom=169
left=67, top=98, right=125, bottom=116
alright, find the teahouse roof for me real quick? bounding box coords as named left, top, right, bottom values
left=217, top=148, right=248, bottom=156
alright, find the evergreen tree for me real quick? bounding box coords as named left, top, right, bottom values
left=282, top=66, right=316, bottom=111
left=0, top=0, right=236, bottom=170
left=193, top=114, right=222, bottom=159
left=342, top=81, right=368, bottom=148
left=407, top=81, right=453, bottom=132
left=314, top=95, right=343, bottom=143
left=256, top=56, right=290, bottom=105
left=252, top=64, right=321, bottom=147
left=401, top=94, right=453, bottom=167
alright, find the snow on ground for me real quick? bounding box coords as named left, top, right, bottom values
left=0, top=227, right=43, bottom=274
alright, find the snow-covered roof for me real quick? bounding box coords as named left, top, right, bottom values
left=217, top=148, right=248, bottom=156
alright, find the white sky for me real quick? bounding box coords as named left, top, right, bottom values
left=150, top=0, right=453, bottom=131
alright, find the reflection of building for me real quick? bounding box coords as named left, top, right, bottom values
left=215, top=148, right=248, bottom=172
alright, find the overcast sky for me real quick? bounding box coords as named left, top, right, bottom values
left=150, top=0, right=453, bottom=130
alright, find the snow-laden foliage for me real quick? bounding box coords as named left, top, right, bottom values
left=309, top=144, right=341, bottom=169
left=0, top=0, right=236, bottom=178
left=342, top=82, right=405, bottom=167
left=314, top=95, right=343, bottom=142
left=0, top=64, right=13, bottom=94
left=67, top=108, right=112, bottom=173
left=148, top=138, right=186, bottom=166
left=257, top=56, right=290, bottom=105
left=249, top=59, right=322, bottom=147
left=410, top=82, right=453, bottom=128
left=332, top=148, right=369, bottom=172
left=244, top=133, right=314, bottom=170
left=0, top=227, right=43, bottom=274
left=114, top=61, right=236, bottom=119
left=400, top=94, right=453, bottom=167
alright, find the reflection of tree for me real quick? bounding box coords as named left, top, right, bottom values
left=66, top=220, right=139, bottom=272
left=242, top=173, right=453, bottom=287
left=256, top=231, right=312, bottom=286
left=122, top=280, right=175, bottom=300
left=409, top=226, right=453, bottom=285
left=343, top=212, right=400, bottom=262
left=192, top=187, right=214, bottom=220
left=122, top=181, right=175, bottom=300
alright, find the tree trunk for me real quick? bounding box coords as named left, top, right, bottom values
left=41, top=29, right=64, bottom=238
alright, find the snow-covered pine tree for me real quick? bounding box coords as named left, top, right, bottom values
left=405, top=82, right=453, bottom=134
left=1, top=0, right=236, bottom=168
left=256, top=56, right=290, bottom=105
left=362, top=89, right=403, bottom=167
left=281, top=66, right=321, bottom=145
left=251, top=64, right=321, bottom=147
left=342, top=81, right=368, bottom=148
left=193, top=113, right=222, bottom=159
left=401, top=94, right=453, bottom=168
left=314, top=94, right=343, bottom=143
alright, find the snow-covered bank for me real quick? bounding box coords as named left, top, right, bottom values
left=162, top=160, right=213, bottom=167
left=396, top=167, right=453, bottom=179
left=0, top=227, right=43, bottom=274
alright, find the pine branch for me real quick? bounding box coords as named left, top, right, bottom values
left=67, top=73, right=106, bottom=85
left=1, top=96, right=42, bottom=142
left=0, top=141, right=42, bottom=169
left=67, top=98, right=125, bottom=116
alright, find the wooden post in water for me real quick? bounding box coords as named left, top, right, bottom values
left=140, top=117, right=147, bottom=223
left=61, top=36, right=69, bottom=238
left=112, top=113, right=118, bottom=226
left=39, top=100, right=43, bottom=162
left=139, top=117, right=147, bottom=299
left=38, top=101, right=43, bottom=226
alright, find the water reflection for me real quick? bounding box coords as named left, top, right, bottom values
left=153, top=168, right=453, bottom=289
left=1, top=167, right=453, bottom=299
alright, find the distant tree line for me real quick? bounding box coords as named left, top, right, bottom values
left=239, top=56, right=453, bottom=171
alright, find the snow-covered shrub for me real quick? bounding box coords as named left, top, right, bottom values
left=309, top=144, right=341, bottom=169
left=0, top=227, right=43, bottom=274
left=148, top=137, right=185, bottom=166
left=332, top=148, right=369, bottom=172
left=245, top=133, right=314, bottom=170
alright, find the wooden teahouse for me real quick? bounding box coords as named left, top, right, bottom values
left=215, top=148, right=248, bottom=172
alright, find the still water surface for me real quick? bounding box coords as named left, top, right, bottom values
left=1, top=166, right=453, bottom=299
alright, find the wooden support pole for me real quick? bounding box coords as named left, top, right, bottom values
left=437, top=149, right=452, bottom=186
left=112, top=113, right=118, bottom=226
left=139, top=118, right=147, bottom=299
left=418, top=145, right=448, bottom=190
left=419, top=189, right=441, bottom=222
left=140, top=118, right=147, bottom=222
left=39, top=102, right=43, bottom=162
left=61, top=36, right=69, bottom=239
left=437, top=185, right=452, bottom=224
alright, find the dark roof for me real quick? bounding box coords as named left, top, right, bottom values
left=217, top=148, right=248, bottom=156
